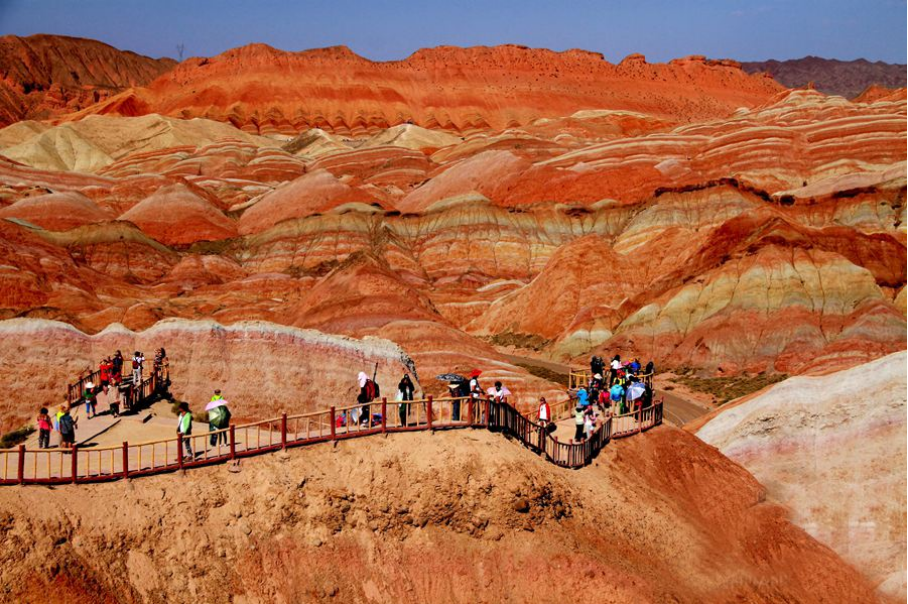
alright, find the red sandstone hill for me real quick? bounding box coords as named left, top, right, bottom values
left=69, top=43, right=784, bottom=134
left=0, top=34, right=176, bottom=126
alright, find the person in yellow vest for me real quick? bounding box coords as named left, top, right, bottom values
left=177, top=402, right=193, bottom=461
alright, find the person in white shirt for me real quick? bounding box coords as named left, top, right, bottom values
left=486, top=381, right=511, bottom=404
left=609, top=355, right=622, bottom=386
left=537, top=397, right=551, bottom=425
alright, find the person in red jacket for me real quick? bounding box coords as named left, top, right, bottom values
left=99, top=357, right=113, bottom=387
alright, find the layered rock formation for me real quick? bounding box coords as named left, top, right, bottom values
left=66, top=44, right=784, bottom=134
left=0, top=34, right=176, bottom=127
left=0, top=426, right=886, bottom=603
left=695, top=351, right=907, bottom=600
left=0, top=88, right=903, bottom=385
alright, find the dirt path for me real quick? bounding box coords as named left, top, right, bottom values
left=501, top=352, right=710, bottom=426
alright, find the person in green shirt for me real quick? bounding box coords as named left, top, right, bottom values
left=177, top=402, right=193, bottom=461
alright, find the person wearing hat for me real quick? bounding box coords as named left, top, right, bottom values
left=83, top=381, right=97, bottom=419
left=177, top=402, right=193, bottom=461
left=465, top=369, right=484, bottom=422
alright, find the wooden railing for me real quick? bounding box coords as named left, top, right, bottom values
left=67, top=363, right=163, bottom=410
left=0, top=393, right=663, bottom=484
left=1, top=364, right=663, bottom=485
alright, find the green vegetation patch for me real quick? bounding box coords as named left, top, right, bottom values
left=488, top=332, right=552, bottom=352
left=672, top=370, right=788, bottom=405
left=512, top=363, right=569, bottom=388
left=0, top=425, right=35, bottom=449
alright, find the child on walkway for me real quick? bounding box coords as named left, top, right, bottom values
left=36, top=407, right=51, bottom=449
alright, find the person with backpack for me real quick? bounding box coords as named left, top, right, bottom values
left=396, top=374, right=414, bottom=427
left=112, top=350, right=124, bottom=380
left=590, top=355, right=604, bottom=378
left=59, top=405, right=77, bottom=450
left=357, top=372, right=379, bottom=427
left=36, top=407, right=52, bottom=449
left=177, top=402, right=193, bottom=461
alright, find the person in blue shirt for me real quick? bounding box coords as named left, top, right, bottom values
left=577, top=386, right=590, bottom=408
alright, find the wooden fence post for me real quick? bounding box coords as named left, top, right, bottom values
left=17, top=445, right=25, bottom=485
left=467, top=398, right=474, bottom=426
left=122, top=442, right=129, bottom=480
left=229, top=425, right=236, bottom=460
left=329, top=407, right=336, bottom=440
left=281, top=413, right=288, bottom=449
left=426, top=396, right=433, bottom=430
left=381, top=398, right=387, bottom=433
left=71, top=445, right=78, bottom=484
left=177, top=435, right=184, bottom=470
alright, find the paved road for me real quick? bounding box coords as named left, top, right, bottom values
left=502, top=353, right=710, bottom=426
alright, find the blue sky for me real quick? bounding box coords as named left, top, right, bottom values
left=0, top=0, right=905, bottom=63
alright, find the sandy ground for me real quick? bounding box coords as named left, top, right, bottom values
left=0, top=426, right=883, bottom=604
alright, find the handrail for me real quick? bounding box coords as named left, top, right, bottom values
left=1, top=372, right=662, bottom=485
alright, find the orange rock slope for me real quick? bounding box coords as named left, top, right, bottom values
left=0, top=34, right=176, bottom=127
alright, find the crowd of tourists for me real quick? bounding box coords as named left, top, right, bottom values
left=34, top=348, right=168, bottom=450
left=561, top=354, right=656, bottom=443
left=36, top=349, right=654, bottom=456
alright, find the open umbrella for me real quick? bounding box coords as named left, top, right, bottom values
left=626, top=383, right=646, bottom=401
left=435, top=373, right=466, bottom=383
left=205, top=399, right=228, bottom=411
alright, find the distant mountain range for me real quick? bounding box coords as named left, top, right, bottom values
left=741, top=56, right=906, bottom=99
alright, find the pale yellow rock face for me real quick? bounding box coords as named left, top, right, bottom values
left=697, top=351, right=907, bottom=599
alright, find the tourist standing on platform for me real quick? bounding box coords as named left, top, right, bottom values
left=487, top=381, right=510, bottom=404
left=397, top=374, right=414, bottom=427
left=59, top=405, right=77, bottom=450
left=108, top=384, right=120, bottom=418
left=537, top=397, right=550, bottom=425
left=177, top=402, right=193, bottom=460
left=99, top=357, right=112, bottom=387
left=132, top=351, right=145, bottom=385
left=609, top=355, right=621, bottom=386
left=36, top=407, right=51, bottom=449
left=357, top=371, right=379, bottom=426
left=464, top=369, right=483, bottom=422
left=112, top=350, right=124, bottom=380
left=573, top=403, right=585, bottom=442
left=206, top=391, right=230, bottom=446
left=83, top=382, right=97, bottom=419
